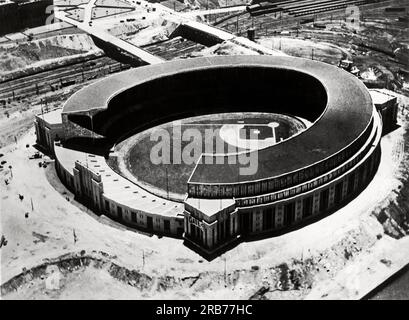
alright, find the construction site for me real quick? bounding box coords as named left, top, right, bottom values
left=0, top=0, right=409, bottom=301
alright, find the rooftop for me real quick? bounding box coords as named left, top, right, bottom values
left=38, top=109, right=63, bottom=125
left=369, top=89, right=396, bottom=106
left=62, top=55, right=374, bottom=185
left=54, top=144, right=183, bottom=217
left=185, top=198, right=235, bottom=218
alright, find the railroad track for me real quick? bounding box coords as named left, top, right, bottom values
left=143, top=37, right=205, bottom=60
left=215, top=0, right=401, bottom=36
left=0, top=56, right=127, bottom=101
left=0, top=37, right=205, bottom=101
left=0, top=0, right=401, bottom=102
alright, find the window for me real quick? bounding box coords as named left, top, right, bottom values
left=347, top=173, right=355, bottom=194
left=284, top=202, right=295, bottom=226
left=302, top=196, right=313, bottom=218
left=117, top=206, right=123, bottom=220
left=334, top=182, right=343, bottom=205
left=262, top=207, right=274, bottom=230
left=131, top=212, right=136, bottom=222
left=319, top=189, right=329, bottom=211
left=164, top=220, right=170, bottom=231
left=293, top=173, right=298, bottom=184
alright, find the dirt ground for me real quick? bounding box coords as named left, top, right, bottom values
left=0, top=34, right=101, bottom=75
left=276, top=4, right=409, bottom=94
left=0, top=83, right=91, bottom=148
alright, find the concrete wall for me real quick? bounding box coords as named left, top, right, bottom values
left=54, top=147, right=184, bottom=238
left=184, top=109, right=383, bottom=255
left=243, top=133, right=381, bottom=238
left=34, top=115, right=64, bottom=154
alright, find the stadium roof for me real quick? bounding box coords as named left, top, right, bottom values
left=62, top=55, right=374, bottom=184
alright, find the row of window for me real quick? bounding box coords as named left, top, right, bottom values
left=254, top=156, right=379, bottom=232
left=187, top=153, right=378, bottom=247
left=189, top=118, right=375, bottom=200
left=236, top=141, right=377, bottom=208
left=188, top=217, right=235, bottom=249
left=104, top=200, right=171, bottom=232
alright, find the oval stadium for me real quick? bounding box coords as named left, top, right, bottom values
left=34, top=55, right=385, bottom=259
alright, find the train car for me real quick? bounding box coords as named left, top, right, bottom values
left=246, top=2, right=282, bottom=17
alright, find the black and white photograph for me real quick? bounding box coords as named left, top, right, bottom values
left=0, top=0, right=408, bottom=308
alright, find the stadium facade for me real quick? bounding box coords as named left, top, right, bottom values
left=34, top=56, right=397, bottom=258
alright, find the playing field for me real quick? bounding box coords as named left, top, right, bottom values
left=110, top=112, right=307, bottom=201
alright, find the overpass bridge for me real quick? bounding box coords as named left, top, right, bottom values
left=54, top=0, right=284, bottom=66
left=54, top=2, right=164, bottom=65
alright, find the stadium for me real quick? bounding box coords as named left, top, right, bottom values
left=34, top=55, right=388, bottom=258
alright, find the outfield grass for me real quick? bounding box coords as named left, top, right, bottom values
left=114, top=113, right=306, bottom=198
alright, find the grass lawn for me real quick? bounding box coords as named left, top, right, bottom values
left=114, top=113, right=306, bottom=197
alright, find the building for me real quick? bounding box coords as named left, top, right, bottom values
left=35, top=56, right=386, bottom=259
left=369, top=89, right=398, bottom=134
left=34, top=109, right=65, bottom=154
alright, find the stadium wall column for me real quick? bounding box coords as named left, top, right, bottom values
left=354, top=172, right=360, bottom=192
left=328, top=185, right=335, bottom=208
left=342, top=177, right=348, bottom=199
left=275, top=205, right=284, bottom=228
left=204, top=228, right=210, bottom=248
left=295, top=199, right=303, bottom=222
left=212, top=224, right=218, bottom=248
left=252, top=210, right=260, bottom=233
left=72, top=161, right=104, bottom=211
left=184, top=215, right=190, bottom=235
left=230, top=210, right=239, bottom=235
left=312, top=193, right=320, bottom=214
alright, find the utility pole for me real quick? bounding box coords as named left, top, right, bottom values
left=41, top=99, right=44, bottom=121
left=223, top=256, right=227, bottom=287
left=311, top=48, right=314, bottom=60
left=89, top=111, right=94, bottom=148
left=73, top=229, right=77, bottom=244
left=166, top=167, right=169, bottom=199
left=31, top=198, right=34, bottom=212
